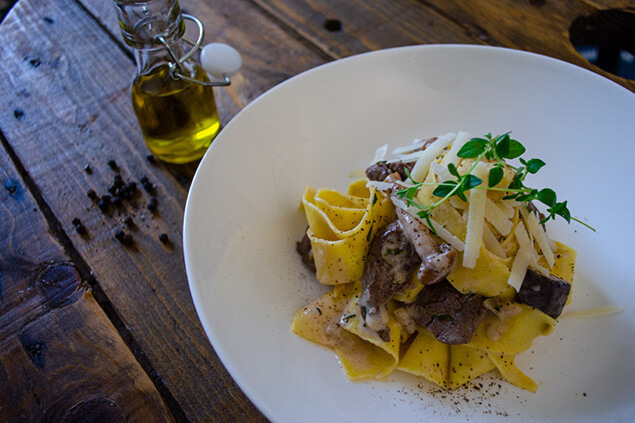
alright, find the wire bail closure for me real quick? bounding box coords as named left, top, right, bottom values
left=156, top=14, right=231, bottom=87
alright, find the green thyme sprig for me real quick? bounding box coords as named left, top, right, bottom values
left=395, top=132, right=595, bottom=232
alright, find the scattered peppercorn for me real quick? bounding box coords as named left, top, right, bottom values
left=123, top=216, right=134, bottom=227
left=98, top=195, right=111, bottom=212
left=112, top=196, right=122, bottom=207
left=159, top=233, right=169, bottom=243
left=140, top=176, right=155, bottom=193
left=13, top=109, right=25, bottom=120
left=71, top=217, right=86, bottom=235
left=147, top=198, right=158, bottom=212
left=84, top=164, right=92, bottom=174
left=87, top=189, right=97, bottom=200
left=107, top=159, right=118, bottom=171
left=114, top=228, right=133, bottom=245
left=146, top=154, right=155, bottom=163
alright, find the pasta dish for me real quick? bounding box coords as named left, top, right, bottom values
left=292, top=131, right=577, bottom=392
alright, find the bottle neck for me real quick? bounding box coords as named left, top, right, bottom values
left=134, top=38, right=191, bottom=77
left=114, top=0, right=185, bottom=50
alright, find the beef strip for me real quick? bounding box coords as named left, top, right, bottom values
left=296, top=232, right=316, bottom=273
left=396, top=209, right=457, bottom=286
left=405, top=280, right=486, bottom=345
left=360, top=221, right=421, bottom=334
left=517, top=269, right=571, bottom=319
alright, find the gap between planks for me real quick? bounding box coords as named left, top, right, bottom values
left=0, top=126, right=189, bottom=423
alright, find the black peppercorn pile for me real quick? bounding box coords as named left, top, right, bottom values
left=72, top=157, right=171, bottom=249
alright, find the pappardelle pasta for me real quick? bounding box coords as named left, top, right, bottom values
left=292, top=131, right=576, bottom=392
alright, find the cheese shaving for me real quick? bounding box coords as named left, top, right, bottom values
left=430, top=161, right=452, bottom=182
left=520, top=207, right=555, bottom=267
left=391, top=138, right=425, bottom=155
left=372, top=144, right=388, bottom=164
left=440, top=130, right=470, bottom=168
left=508, top=247, right=531, bottom=291
left=485, top=197, right=513, bottom=236
left=463, top=162, right=489, bottom=268
left=410, top=133, right=456, bottom=181
left=483, top=223, right=506, bottom=258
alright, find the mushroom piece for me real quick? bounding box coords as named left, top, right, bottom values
left=396, top=208, right=457, bottom=286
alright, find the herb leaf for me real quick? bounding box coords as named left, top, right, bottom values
left=537, top=188, right=556, bottom=207
left=495, top=134, right=526, bottom=159
left=488, top=166, right=504, bottom=188
left=525, top=158, right=546, bottom=174
left=458, top=139, right=488, bottom=158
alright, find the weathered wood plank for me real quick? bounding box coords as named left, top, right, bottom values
left=423, top=0, right=634, bottom=92
left=1, top=0, right=327, bottom=420
left=250, top=0, right=488, bottom=58
left=0, top=140, right=173, bottom=421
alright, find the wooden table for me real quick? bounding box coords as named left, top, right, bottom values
left=0, top=0, right=632, bottom=421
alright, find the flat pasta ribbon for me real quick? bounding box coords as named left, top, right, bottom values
left=302, top=180, right=394, bottom=285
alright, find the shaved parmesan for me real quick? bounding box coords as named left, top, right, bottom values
left=508, top=247, right=531, bottom=291
left=528, top=260, right=550, bottom=277
left=485, top=197, right=513, bottom=235
left=463, top=162, right=489, bottom=268
left=483, top=223, right=506, bottom=258
left=372, top=144, right=388, bottom=164
left=514, top=221, right=534, bottom=256
left=430, top=161, right=452, bottom=182
left=366, top=180, right=394, bottom=192
left=520, top=207, right=555, bottom=267
left=450, top=196, right=468, bottom=210
left=389, top=149, right=426, bottom=164
left=410, top=133, right=456, bottom=181
left=391, top=138, right=425, bottom=155
left=498, top=200, right=516, bottom=219
left=440, top=130, right=470, bottom=168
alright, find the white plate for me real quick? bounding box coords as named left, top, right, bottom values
left=184, top=45, right=635, bottom=422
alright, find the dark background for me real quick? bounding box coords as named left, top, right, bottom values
left=1, top=0, right=17, bottom=21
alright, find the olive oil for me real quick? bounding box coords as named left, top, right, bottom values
left=131, top=63, right=220, bottom=164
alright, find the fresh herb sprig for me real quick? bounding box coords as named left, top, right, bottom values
left=395, top=132, right=595, bottom=232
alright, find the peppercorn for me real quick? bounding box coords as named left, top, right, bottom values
left=71, top=217, right=86, bottom=235
left=84, top=164, right=92, bottom=174
left=87, top=189, right=97, bottom=200
left=147, top=198, right=158, bottom=212
left=107, top=159, right=118, bottom=171
left=114, top=229, right=132, bottom=245
left=159, top=233, right=169, bottom=243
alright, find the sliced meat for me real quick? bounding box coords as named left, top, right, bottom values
left=360, top=221, right=421, bottom=333
left=396, top=209, right=457, bottom=286
left=517, top=269, right=571, bottom=319
left=296, top=232, right=316, bottom=273
left=405, top=280, right=486, bottom=345
left=366, top=161, right=415, bottom=182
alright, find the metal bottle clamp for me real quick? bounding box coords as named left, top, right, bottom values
left=156, top=14, right=235, bottom=87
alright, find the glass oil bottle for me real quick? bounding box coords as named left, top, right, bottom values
left=114, top=0, right=226, bottom=164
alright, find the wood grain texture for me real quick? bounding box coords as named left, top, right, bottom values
left=0, top=141, right=173, bottom=422
left=250, top=0, right=488, bottom=58
left=0, top=0, right=329, bottom=420
left=423, top=0, right=634, bottom=92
